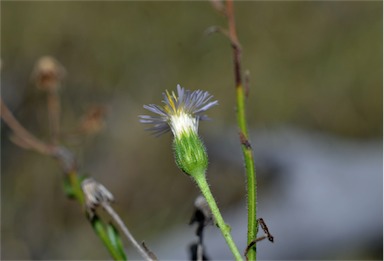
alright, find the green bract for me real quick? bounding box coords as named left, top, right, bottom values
left=173, top=131, right=208, bottom=177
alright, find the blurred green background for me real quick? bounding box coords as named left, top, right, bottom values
left=1, top=1, right=382, bottom=260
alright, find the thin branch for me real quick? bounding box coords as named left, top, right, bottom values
left=0, top=98, right=54, bottom=155
left=103, top=204, right=156, bottom=261
left=1, top=96, right=128, bottom=260
left=0, top=98, right=77, bottom=173
left=244, top=218, right=274, bottom=258
left=31, top=56, right=65, bottom=145
left=226, top=0, right=243, bottom=90
left=47, top=90, right=61, bottom=145
left=81, top=178, right=156, bottom=261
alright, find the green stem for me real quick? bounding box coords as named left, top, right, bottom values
left=193, top=171, right=243, bottom=261
left=236, top=86, right=248, bottom=137
left=237, top=85, right=258, bottom=261
left=92, top=217, right=126, bottom=260
left=67, top=171, right=85, bottom=204
left=67, top=172, right=126, bottom=260
left=244, top=143, right=257, bottom=260
left=226, top=0, right=258, bottom=256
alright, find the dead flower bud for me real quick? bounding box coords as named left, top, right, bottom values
left=78, top=105, right=107, bottom=135
left=81, top=178, right=114, bottom=217
left=210, top=0, right=225, bottom=15
left=32, top=56, right=66, bottom=92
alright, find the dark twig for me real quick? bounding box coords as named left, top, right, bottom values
left=244, top=218, right=274, bottom=258
left=258, top=218, right=274, bottom=243
left=189, top=196, right=212, bottom=261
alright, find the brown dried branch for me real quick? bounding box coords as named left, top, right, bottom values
left=31, top=56, right=65, bottom=145
left=226, top=0, right=243, bottom=89
left=0, top=98, right=54, bottom=155
left=1, top=98, right=77, bottom=172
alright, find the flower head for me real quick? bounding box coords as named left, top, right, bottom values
left=139, top=84, right=218, bottom=176
left=139, top=84, right=218, bottom=137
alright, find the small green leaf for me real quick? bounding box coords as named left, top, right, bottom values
left=107, top=223, right=127, bottom=260
left=91, top=216, right=125, bottom=260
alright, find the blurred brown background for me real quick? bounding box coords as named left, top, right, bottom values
left=1, top=1, right=382, bottom=260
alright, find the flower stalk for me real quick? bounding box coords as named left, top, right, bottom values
left=140, top=85, right=243, bottom=260
left=193, top=171, right=243, bottom=261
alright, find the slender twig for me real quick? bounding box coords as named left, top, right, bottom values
left=225, top=1, right=258, bottom=260
left=82, top=178, right=156, bottom=260
left=258, top=218, right=274, bottom=243
left=31, top=56, right=64, bottom=145
left=0, top=98, right=128, bottom=260
left=0, top=98, right=54, bottom=155
left=103, top=204, right=155, bottom=261
left=47, top=89, right=61, bottom=145
left=92, top=217, right=125, bottom=260
left=244, top=218, right=274, bottom=257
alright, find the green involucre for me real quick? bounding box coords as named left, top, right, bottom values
left=173, top=132, right=208, bottom=176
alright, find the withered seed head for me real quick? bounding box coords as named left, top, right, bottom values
left=81, top=178, right=114, bottom=218
left=32, top=56, right=66, bottom=92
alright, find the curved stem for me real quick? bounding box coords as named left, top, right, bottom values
left=193, top=172, right=243, bottom=261
left=0, top=98, right=54, bottom=155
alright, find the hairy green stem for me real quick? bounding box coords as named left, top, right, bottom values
left=226, top=0, right=258, bottom=259
left=193, top=171, right=243, bottom=261
left=236, top=87, right=248, bottom=136
left=237, top=85, right=258, bottom=260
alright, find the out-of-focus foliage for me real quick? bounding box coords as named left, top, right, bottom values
left=1, top=1, right=382, bottom=260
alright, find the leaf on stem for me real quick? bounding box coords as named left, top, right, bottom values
left=107, top=222, right=128, bottom=261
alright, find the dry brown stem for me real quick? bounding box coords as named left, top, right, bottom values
left=0, top=98, right=54, bottom=155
